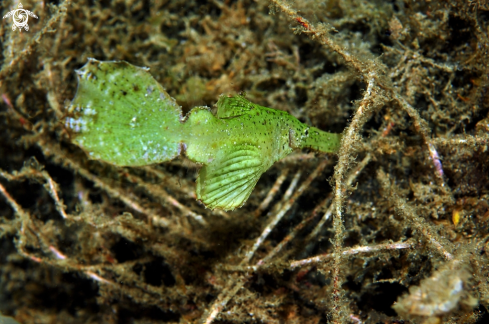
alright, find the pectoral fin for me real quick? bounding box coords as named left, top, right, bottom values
left=196, top=144, right=266, bottom=211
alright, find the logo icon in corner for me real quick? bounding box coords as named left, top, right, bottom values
left=3, top=3, right=38, bottom=32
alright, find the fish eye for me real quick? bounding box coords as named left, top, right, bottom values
left=304, top=129, right=309, bottom=136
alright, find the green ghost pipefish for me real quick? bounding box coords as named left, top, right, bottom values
left=66, top=59, right=342, bottom=211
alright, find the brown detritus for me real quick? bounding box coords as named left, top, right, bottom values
left=1, top=0, right=489, bottom=323
left=378, top=169, right=454, bottom=261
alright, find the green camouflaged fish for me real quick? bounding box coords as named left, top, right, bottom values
left=66, top=59, right=341, bottom=211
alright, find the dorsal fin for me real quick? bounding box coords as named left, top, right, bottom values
left=196, top=144, right=266, bottom=210
left=216, top=95, right=256, bottom=118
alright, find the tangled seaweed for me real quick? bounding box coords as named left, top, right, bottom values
left=1, top=0, right=488, bottom=323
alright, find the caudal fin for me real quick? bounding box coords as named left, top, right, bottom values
left=66, top=59, right=183, bottom=166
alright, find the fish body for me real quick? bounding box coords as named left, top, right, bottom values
left=66, top=59, right=341, bottom=210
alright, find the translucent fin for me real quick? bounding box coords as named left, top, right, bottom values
left=65, top=59, right=183, bottom=166
left=196, top=144, right=265, bottom=211
left=216, top=95, right=255, bottom=118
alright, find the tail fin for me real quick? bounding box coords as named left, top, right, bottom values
left=66, top=59, right=183, bottom=166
